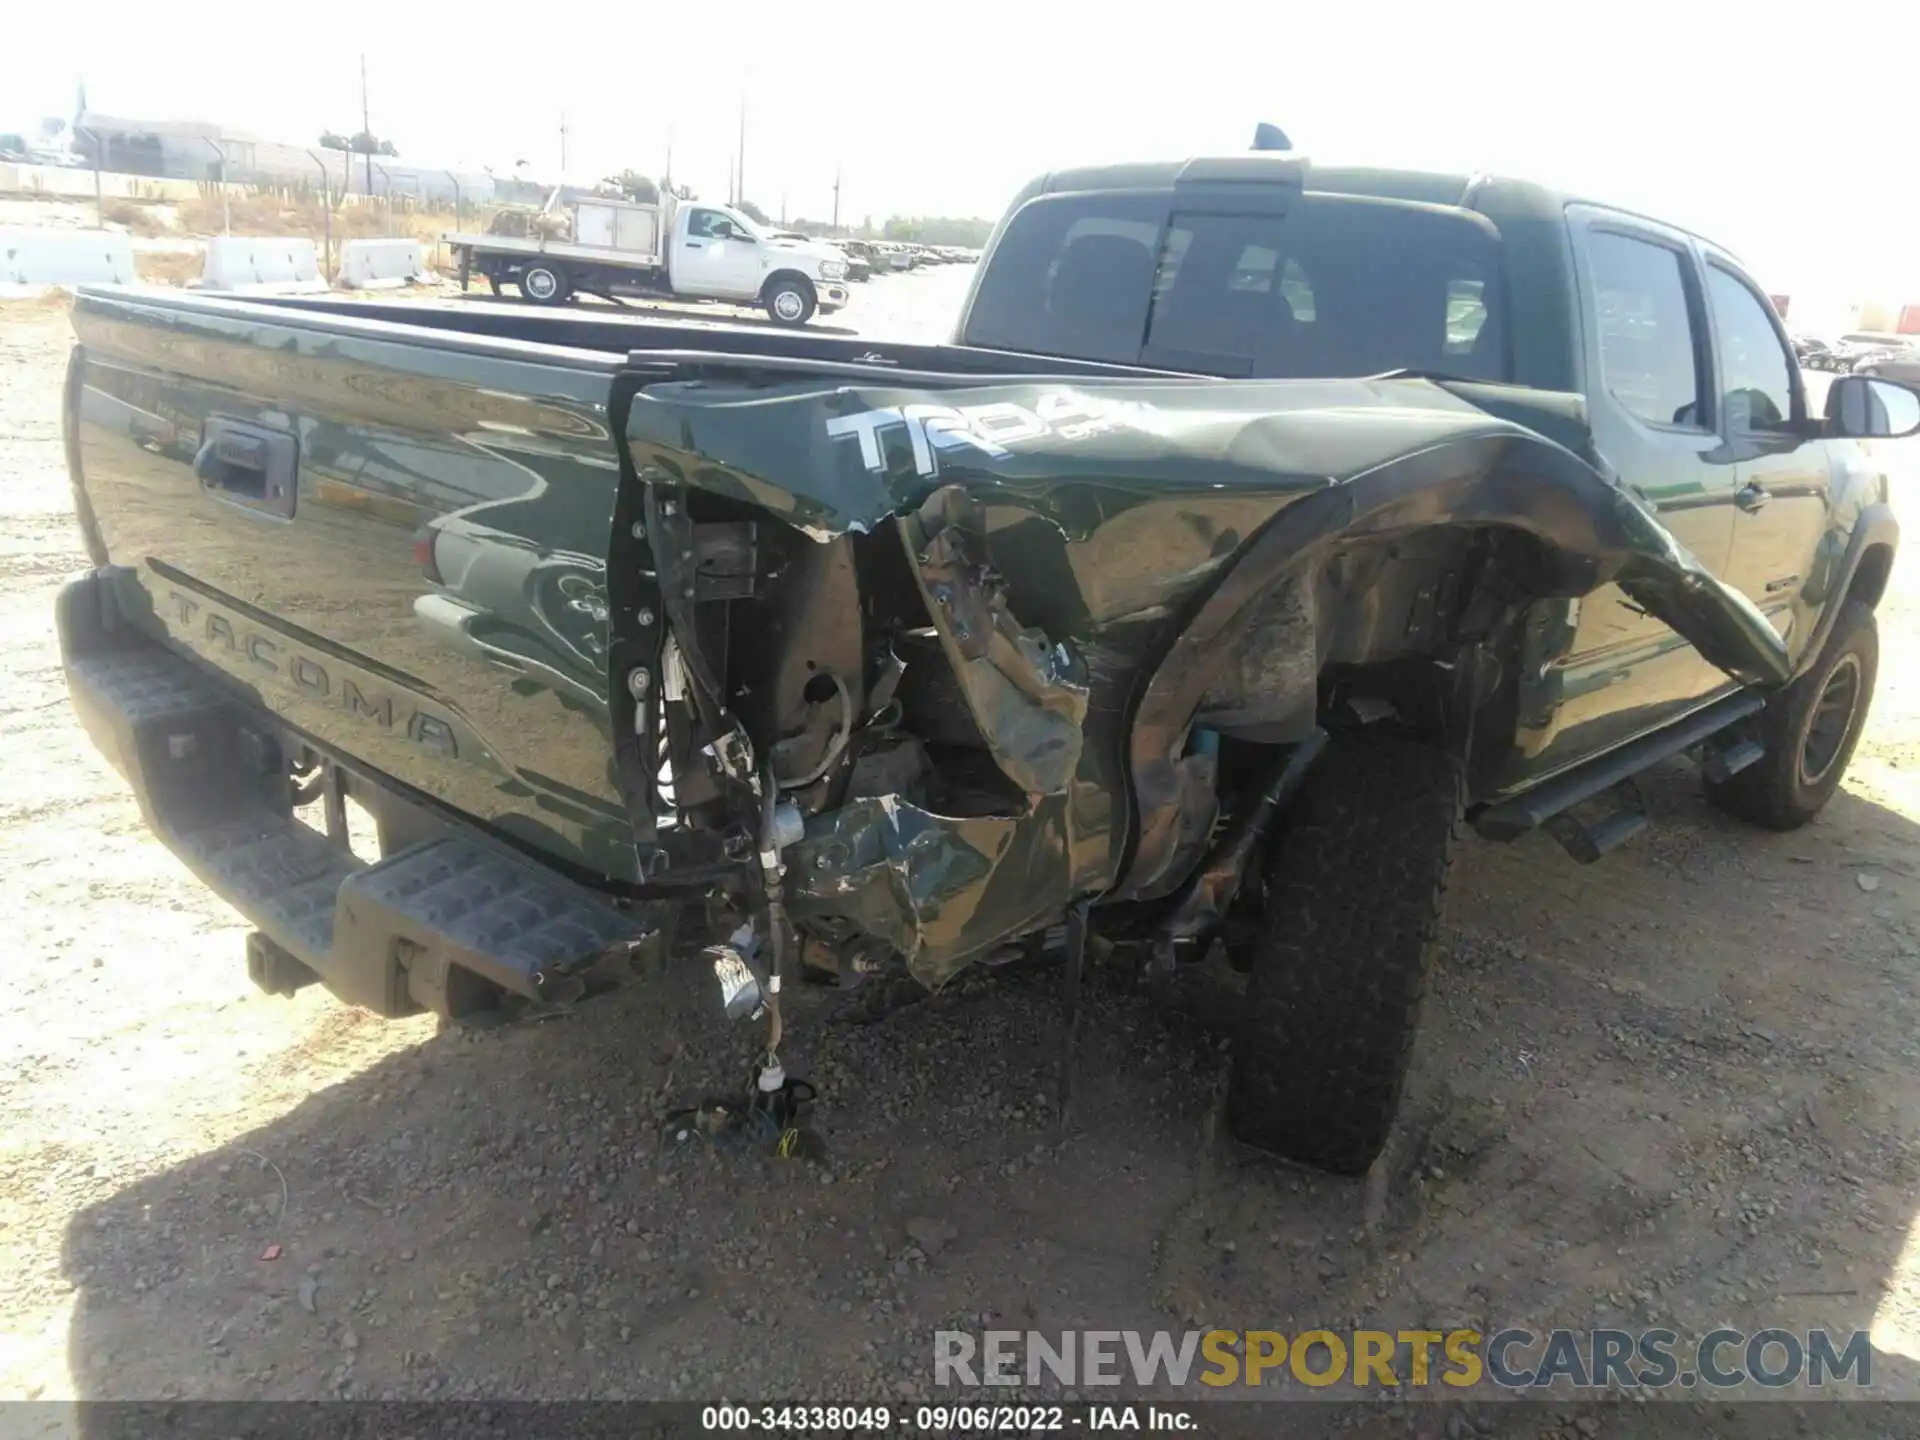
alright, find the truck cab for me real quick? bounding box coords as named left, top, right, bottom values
left=669, top=203, right=851, bottom=321
left=951, top=155, right=1912, bottom=797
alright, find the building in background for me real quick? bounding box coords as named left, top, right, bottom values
left=72, top=112, right=492, bottom=207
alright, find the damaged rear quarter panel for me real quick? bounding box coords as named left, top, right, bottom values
left=623, top=374, right=1790, bottom=984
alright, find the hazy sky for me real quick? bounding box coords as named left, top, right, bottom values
left=11, top=0, right=1918, bottom=306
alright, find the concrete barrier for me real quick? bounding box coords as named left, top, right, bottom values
left=0, top=227, right=137, bottom=288
left=199, top=236, right=327, bottom=294
left=337, top=237, right=430, bottom=290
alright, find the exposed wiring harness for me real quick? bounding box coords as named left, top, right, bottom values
left=758, top=763, right=790, bottom=1062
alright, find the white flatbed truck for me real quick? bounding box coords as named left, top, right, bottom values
left=446, top=190, right=851, bottom=325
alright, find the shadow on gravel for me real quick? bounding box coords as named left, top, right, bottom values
left=58, top=763, right=1920, bottom=1435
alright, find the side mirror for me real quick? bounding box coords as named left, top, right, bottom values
left=1827, top=375, right=1920, bottom=439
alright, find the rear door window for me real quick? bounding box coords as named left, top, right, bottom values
left=1585, top=231, right=1707, bottom=430
left=964, top=192, right=1507, bottom=381
left=963, top=193, right=1166, bottom=365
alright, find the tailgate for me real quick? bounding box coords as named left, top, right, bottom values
left=66, top=288, right=640, bottom=881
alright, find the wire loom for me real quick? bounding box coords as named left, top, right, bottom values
left=659, top=1075, right=824, bottom=1161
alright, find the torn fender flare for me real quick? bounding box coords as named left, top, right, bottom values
left=1119, top=428, right=1792, bottom=899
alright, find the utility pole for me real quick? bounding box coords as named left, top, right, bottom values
left=663, top=124, right=673, bottom=192
left=559, top=110, right=569, bottom=176
left=359, top=53, right=373, bottom=197
left=831, top=164, right=841, bottom=233
left=780, top=191, right=787, bottom=225
left=726, top=156, right=734, bottom=206
left=735, top=90, right=746, bottom=208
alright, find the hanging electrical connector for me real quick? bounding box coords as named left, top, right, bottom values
left=749, top=761, right=824, bottom=1157
left=756, top=762, right=794, bottom=1091
left=686, top=758, right=821, bottom=1157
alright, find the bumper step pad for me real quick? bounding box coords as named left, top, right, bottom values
left=64, top=619, right=659, bottom=1018
left=335, top=837, right=655, bottom=1012
left=177, top=811, right=361, bottom=963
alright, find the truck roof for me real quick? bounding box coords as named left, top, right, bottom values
left=1016, top=154, right=1736, bottom=259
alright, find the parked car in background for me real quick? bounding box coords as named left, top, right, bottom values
left=1858, top=344, right=1920, bottom=388
left=1793, top=334, right=1840, bottom=371
left=1835, top=332, right=1919, bottom=373
left=771, top=232, right=870, bottom=281
left=834, top=244, right=873, bottom=282
left=838, top=240, right=880, bottom=279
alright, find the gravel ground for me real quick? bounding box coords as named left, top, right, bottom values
left=5, top=275, right=1920, bottom=1436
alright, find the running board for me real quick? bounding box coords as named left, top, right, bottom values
left=1697, top=734, right=1765, bottom=784
left=1473, top=691, right=1766, bottom=843
left=1541, top=780, right=1648, bottom=864
left=64, top=637, right=662, bottom=1019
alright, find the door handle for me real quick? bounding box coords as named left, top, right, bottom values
left=684, top=241, right=704, bottom=249
left=1735, top=482, right=1770, bottom=513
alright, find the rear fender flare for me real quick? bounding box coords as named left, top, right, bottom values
left=1114, top=429, right=1791, bottom=900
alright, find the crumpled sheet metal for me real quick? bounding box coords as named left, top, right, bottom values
left=628, top=373, right=1793, bottom=975
left=784, top=793, right=1072, bottom=988
left=903, top=486, right=1089, bottom=797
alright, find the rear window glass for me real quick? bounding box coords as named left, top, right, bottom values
left=964, top=191, right=1507, bottom=381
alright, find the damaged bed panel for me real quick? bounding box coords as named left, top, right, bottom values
left=621, top=372, right=1790, bottom=979
left=622, top=374, right=1784, bottom=681
left=783, top=790, right=1105, bottom=985
left=900, top=485, right=1090, bottom=798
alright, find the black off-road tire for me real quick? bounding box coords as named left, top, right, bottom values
left=1227, top=732, right=1463, bottom=1175
left=519, top=262, right=570, bottom=305
left=763, top=274, right=817, bottom=326
left=1704, top=599, right=1877, bottom=831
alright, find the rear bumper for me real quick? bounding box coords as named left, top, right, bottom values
left=58, top=568, right=664, bottom=1018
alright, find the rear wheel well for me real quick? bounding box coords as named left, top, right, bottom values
left=1307, top=524, right=1559, bottom=754
left=1122, top=516, right=1604, bottom=901
left=1848, top=543, right=1894, bottom=609
left=1204, top=523, right=1550, bottom=783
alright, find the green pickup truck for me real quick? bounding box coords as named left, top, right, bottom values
left=56, top=150, right=1918, bottom=1175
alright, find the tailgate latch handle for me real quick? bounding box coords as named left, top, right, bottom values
left=194, top=418, right=299, bottom=520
